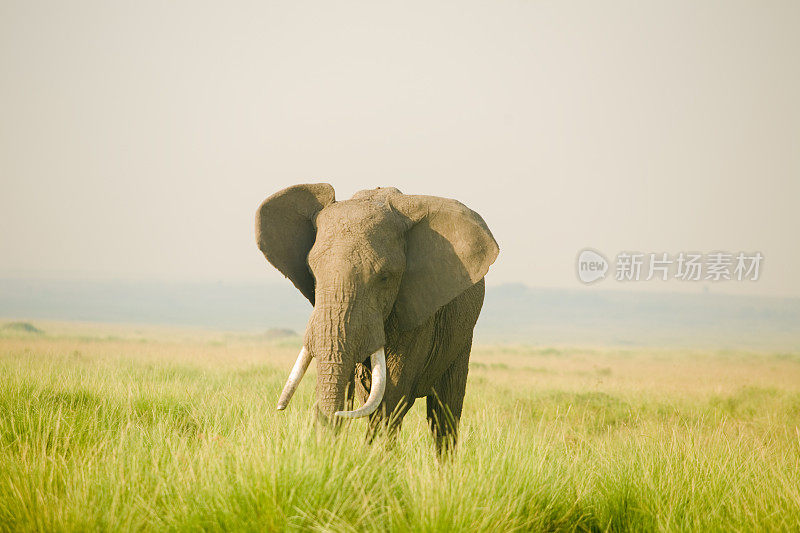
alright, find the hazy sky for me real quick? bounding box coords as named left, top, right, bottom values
left=1, top=1, right=798, bottom=296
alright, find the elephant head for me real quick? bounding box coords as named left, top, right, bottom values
left=256, top=184, right=498, bottom=422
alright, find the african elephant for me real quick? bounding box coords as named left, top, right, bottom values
left=255, top=184, right=498, bottom=452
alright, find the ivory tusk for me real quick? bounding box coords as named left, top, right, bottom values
left=335, top=348, right=386, bottom=419
left=276, top=346, right=312, bottom=410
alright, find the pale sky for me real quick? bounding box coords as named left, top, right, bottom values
left=1, top=1, right=798, bottom=296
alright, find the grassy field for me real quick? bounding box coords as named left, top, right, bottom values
left=1, top=321, right=799, bottom=531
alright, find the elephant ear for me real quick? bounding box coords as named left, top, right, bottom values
left=391, top=194, right=499, bottom=331
left=255, top=183, right=335, bottom=305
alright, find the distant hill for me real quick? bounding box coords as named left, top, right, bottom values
left=478, top=283, right=800, bottom=350
left=0, top=278, right=311, bottom=331
left=0, top=321, right=44, bottom=335
left=1, top=279, right=797, bottom=350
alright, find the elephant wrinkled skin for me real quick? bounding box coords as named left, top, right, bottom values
left=256, top=184, right=498, bottom=452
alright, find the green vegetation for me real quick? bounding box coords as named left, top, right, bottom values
left=0, top=325, right=799, bottom=531
left=0, top=322, right=44, bottom=335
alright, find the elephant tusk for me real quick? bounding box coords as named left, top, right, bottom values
left=335, top=348, right=386, bottom=419
left=276, top=346, right=312, bottom=410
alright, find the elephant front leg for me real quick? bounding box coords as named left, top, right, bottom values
left=427, top=351, right=470, bottom=456
left=366, top=395, right=413, bottom=445
left=356, top=361, right=412, bottom=443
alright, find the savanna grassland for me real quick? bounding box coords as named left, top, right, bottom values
left=1, top=321, right=799, bottom=532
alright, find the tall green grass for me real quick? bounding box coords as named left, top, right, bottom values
left=0, top=328, right=799, bottom=531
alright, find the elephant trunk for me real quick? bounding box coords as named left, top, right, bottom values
left=313, top=348, right=386, bottom=422
left=302, top=297, right=387, bottom=423
left=315, top=357, right=353, bottom=424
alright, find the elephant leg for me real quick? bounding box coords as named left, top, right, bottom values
left=355, top=354, right=414, bottom=443
left=361, top=390, right=414, bottom=444
left=427, top=351, right=470, bottom=456
left=370, top=394, right=414, bottom=439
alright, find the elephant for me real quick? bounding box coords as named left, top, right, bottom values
left=255, top=184, right=498, bottom=452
